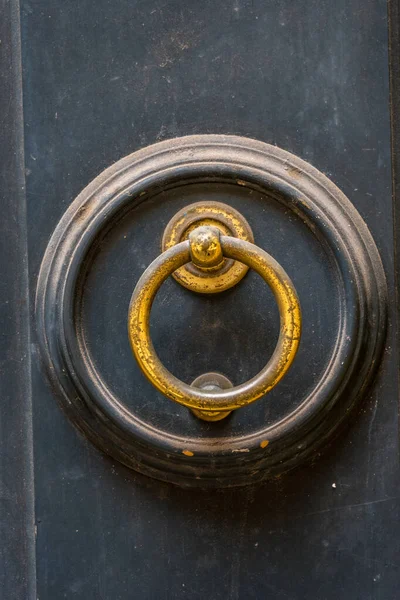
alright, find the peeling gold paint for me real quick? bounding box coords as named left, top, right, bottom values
left=128, top=220, right=301, bottom=422
left=161, top=201, right=254, bottom=294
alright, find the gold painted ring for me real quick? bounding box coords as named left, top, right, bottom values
left=128, top=227, right=301, bottom=419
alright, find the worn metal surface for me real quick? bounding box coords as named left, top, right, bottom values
left=35, top=135, right=387, bottom=487
left=162, top=201, right=254, bottom=293
left=190, top=372, right=234, bottom=422
left=128, top=223, right=301, bottom=421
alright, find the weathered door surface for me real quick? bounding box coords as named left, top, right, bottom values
left=2, top=1, right=400, bottom=598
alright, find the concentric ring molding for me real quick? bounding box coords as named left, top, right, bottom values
left=35, top=135, right=387, bottom=488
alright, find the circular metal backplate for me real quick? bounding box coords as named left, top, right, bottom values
left=35, top=135, right=387, bottom=488
left=162, top=201, right=254, bottom=293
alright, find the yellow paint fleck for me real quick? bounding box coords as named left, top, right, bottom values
left=260, top=440, right=269, bottom=449
left=182, top=449, right=194, bottom=457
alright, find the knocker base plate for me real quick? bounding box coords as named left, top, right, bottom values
left=162, top=201, right=254, bottom=293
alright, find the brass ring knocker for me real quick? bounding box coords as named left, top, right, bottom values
left=128, top=223, right=301, bottom=421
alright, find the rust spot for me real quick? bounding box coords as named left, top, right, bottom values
left=260, top=440, right=269, bottom=449
left=287, top=166, right=302, bottom=179
left=182, top=449, right=194, bottom=457
left=75, top=205, right=88, bottom=221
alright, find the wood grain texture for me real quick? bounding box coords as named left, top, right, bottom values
left=0, top=0, right=36, bottom=598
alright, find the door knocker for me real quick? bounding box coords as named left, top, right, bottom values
left=128, top=215, right=301, bottom=422
left=35, top=135, right=387, bottom=487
